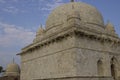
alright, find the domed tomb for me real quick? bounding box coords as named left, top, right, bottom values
left=5, top=62, right=20, bottom=76
left=19, top=1, right=120, bottom=80
left=46, top=2, right=104, bottom=31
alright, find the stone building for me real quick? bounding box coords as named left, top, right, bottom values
left=0, top=62, right=20, bottom=80
left=18, top=1, right=120, bottom=80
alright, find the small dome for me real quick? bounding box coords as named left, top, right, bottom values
left=36, top=25, right=44, bottom=36
left=105, top=22, right=115, bottom=32
left=105, top=22, right=118, bottom=37
left=33, top=25, right=45, bottom=42
left=46, top=2, right=104, bottom=30
left=5, top=62, right=20, bottom=76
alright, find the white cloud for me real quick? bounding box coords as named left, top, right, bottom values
left=0, top=22, right=35, bottom=47
left=0, top=22, right=35, bottom=67
left=2, top=6, right=20, bottom=14
left=41, top=0, right=64, bottom=11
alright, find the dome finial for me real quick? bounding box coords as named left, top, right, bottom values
left=71, top=0, right=74, bottom=2
left=40, top=24, right=42, bottom=28
left=13, top=57, right=15, bottom=63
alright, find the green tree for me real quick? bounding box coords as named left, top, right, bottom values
left=0, top=66, right=3, bottom=73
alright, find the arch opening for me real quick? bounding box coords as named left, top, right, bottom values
left=110, top=57, right=117, bottom=80
left=97, top=60, right=104, bottom=76
left=111, top=63, right=116, bottom=79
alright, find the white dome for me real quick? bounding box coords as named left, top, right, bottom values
left=46, top=2, right=104, bottom=30
left=5, top=63, right=20, bottom=76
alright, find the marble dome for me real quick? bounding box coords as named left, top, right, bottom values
left=5, top=62, right=20, bottom=76
left=46, top=2, right=104, bottom=30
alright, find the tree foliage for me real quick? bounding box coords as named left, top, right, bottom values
left=0, top=66, right=3, bottom=73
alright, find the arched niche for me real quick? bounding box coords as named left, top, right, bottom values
left=97, top=59, right=104, bottom=76
left=110, top=56, right=118, bottom=80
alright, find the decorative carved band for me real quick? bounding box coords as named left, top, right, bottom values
left=18, top=25, right=120, bottom=55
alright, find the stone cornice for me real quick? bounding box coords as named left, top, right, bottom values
left=18, top=27, right=74, bottom=55
left=34, top=76, right=112, bottom=80
left=18, top=24, right=120, bottom=55
left=75, top=24, right=119, bottom=40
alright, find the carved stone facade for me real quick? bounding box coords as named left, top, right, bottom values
left=19, top=2, right=120, bottom=80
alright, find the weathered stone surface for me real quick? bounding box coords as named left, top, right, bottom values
left=19, top=1, right=120, bottom=80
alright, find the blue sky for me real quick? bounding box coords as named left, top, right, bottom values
left=0, top=0, right=120, bottom=68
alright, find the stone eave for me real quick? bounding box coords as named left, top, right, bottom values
left=18, top=24, right=120, bottom=55
left=77, top=25, right=119, bottom=40
left=17, top=27, right=74, bottom=55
